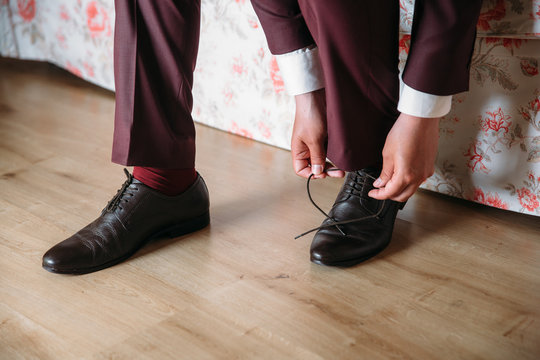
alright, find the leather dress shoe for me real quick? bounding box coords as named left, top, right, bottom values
left=42, top=169, right=210, bottom=274
left=309, top=169, right=405, bottom=267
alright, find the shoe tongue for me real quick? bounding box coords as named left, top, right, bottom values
left=352, top=171, right=376, bottom=197
left=356, top=167, right=381, bottom=178
left=334, top=170, right=381, bottom=212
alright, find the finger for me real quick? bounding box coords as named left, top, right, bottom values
left=325, top=164, right=345, bottom=178
left=368, top=173, right=408, bottom=200
left=311, top=169, right=327, bottom=179
left=293, top=158, right=312, bottom=178
left=390, top=183, right=419, bottom=202
left=308, top=142, right=327, bottom=176
left=373, top=159, right=394, bottom=188
left=291, top=139, right=312, bottom=178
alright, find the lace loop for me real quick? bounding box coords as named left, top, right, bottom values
left=295, top=169, right=386, bottom=239
left=306, top=172, right=347, bottom=237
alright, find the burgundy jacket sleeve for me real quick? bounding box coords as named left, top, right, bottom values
left=250, top=0, right=314, bottom=55
left=402, top=0, right=483, bottom=96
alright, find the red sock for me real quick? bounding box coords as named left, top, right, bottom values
left=133, top=167, right=197, bottom=196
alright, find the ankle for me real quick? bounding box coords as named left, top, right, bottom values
left=133, top=166, right=197, bottom=196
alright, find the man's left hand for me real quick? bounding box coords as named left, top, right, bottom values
left=368, top=113, right=440, bottom=202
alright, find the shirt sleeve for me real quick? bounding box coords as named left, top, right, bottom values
left=398, top=76, right=452, bottom=118
left=275, top=45, right=452, bottom=118
left=274, top=45, right=325, bottom=95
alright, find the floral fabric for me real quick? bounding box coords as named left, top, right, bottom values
left=1, top=0, right=539, bottom=215
left=400, top=0, right=540, bottom=38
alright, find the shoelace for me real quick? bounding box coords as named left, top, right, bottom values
left=295, top=169, right=386, bottom=239
left=103, top=168, right=138, bottom=213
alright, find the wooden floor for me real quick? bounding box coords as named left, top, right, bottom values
left=1, top=58, right=539, bottom=360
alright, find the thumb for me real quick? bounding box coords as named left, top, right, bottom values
left=308, top=141, right=327, bottom=176
left=291, top=138, right=311, bottom=178
left=373, top=159, right=394, bottom=188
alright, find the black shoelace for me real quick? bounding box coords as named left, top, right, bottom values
left=102, top=169, right=138, bottom=213
left=294, top=169, right=386, bottom=239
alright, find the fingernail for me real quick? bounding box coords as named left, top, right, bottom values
left=373, top=178, right=382, bottom=187
left=312, top=165, right=323, bottom=175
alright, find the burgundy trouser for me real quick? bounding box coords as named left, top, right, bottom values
left=112, top=0, right=200, bottom=168
left=294, top=0, right=400, bottom=170
left=111, top=0, right=480, bottom=171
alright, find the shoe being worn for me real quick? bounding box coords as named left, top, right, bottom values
left=305, top=168, right=405, bottom=267
left=42, top=169, right=210, bottom=274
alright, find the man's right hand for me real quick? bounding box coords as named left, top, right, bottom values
left=292, top=89, right=345, bottom=179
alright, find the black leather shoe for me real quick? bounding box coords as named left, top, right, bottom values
left=309, top=169, right=405, bottom=267
left=42, top=169, right=210, bottom=274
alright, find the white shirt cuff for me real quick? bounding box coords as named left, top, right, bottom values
left=274, top=46, right=325, bottom=96
left=398, top=78, right=452, bottom=118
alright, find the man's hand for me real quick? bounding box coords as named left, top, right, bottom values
left=292, top=89, right=345, bottom=179
left=368, top=113, right=440, bottom=202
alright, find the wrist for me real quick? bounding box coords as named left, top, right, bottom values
left=295, top=88, right=326, bottom=110
left=399, top=113, right=440, bottom=125
left=295, top=88, right=324, bottom=103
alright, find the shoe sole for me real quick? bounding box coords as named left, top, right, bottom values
left=310, top=241, right=390, bottom=268
left=310, top=250, right=384, bottom=268
left=42, top=211, right=210, bottom=275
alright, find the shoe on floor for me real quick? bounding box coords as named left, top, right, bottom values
left=42, top=169, right=210, bottom=274
left=310, top=169, right=405, bottom=267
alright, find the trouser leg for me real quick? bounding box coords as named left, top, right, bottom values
left=112, top=0, right=200, bottom=168
left=298, top=0, right=400, bottom=171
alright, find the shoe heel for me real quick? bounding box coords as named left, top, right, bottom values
left=158, top=211, right=210, bottom=239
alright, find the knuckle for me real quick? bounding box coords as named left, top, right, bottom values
left=380, top=169, right=392, bottom=179
left=296, top=149, right=310, bottom=158
left=402, top=174, right=414, bottom=184
left=305, top=140, right=320, bottom=150
left=404, top=169, right=423, bottom=184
